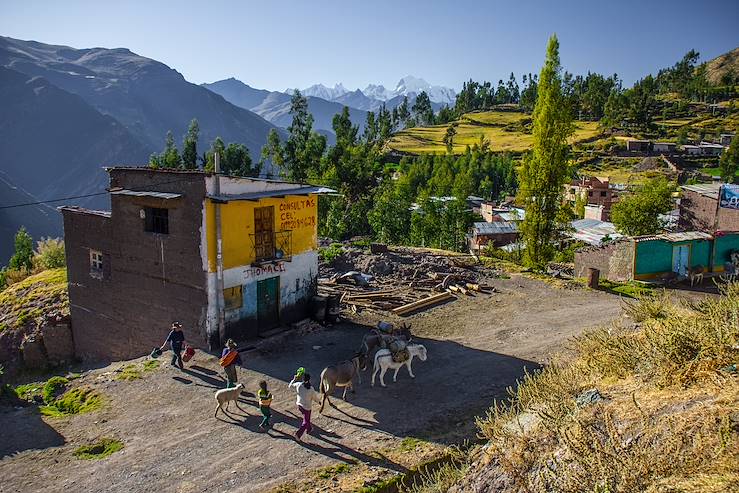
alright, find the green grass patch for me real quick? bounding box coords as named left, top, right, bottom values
left=40, top=387, right=102, bottom=417
left=319, top=243, right=344, bottom=263
left=597, top=279, right=655, bottom=299
left=142, top=360, right=160, bottom=371
left=14, top=382, right=44, bottom=401
left=115, top=365, right=142, bottom=381
left=42, top=376, right=69, bottom=403
left=701, top=167, right=739, bottom=178
left=73, top=438, right=123, bottom=460
left=315, top=462, right=354, bottom=480
left=398, top=437, right=425, bottom=453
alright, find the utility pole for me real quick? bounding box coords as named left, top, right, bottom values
left=214, top=152, right=226, bottom=348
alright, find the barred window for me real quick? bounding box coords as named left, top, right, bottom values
left=90, top=249, right=104, bottom=279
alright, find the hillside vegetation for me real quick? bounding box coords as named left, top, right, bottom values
left=704, top=47, right=739, bottom=86
left=387, top=110, right=600, bottom=154
left=0, top=268, right=68, bottom=332
left=436, top=288, right=739, bottom=492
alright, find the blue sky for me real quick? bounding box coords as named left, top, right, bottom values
left=1, top=0, right=737, bottom=92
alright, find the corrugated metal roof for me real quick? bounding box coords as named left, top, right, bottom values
left=208, top=186, right=336, bottom=202
left=634, top=231, right=713, bottom=243
left=473, top=221, right=518, bottom=235
left=110, top=189, right=182, bottom=199
left=570, top=219, right=622, bottom=246
left=681, top=183, right=721, bottom=199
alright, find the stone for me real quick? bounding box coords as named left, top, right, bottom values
left=42, top=321, right=75, bottom=365
left=20, top=333, right=48, bottom=370
left=575, top=388, right=604, bottom=407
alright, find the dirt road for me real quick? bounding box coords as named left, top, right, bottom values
left=0, top=274, right=625, bottom=492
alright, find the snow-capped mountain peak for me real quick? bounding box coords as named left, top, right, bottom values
left=393, top=75, right=456, bottom=105
left=287, top=83, right=348, bottom=101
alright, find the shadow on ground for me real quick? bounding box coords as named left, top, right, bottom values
left=0, top=407, right=65, bottom=458
left=238, top=320, right=540, bottom=444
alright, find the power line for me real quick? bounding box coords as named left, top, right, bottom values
left=0, top=191, right=110, bottom=210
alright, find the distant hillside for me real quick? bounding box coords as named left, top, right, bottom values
left=0, top=36, right=279, bottom=160
left=203, top=78, right=368, bottom=135
left=704, top=46, right=739, bottom=85
left=387, top=110, right=600, bottom=155
left=0, top=172, right=63, bottom=263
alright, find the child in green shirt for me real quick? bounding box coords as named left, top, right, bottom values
left=257, top=380, right=273, bottom=429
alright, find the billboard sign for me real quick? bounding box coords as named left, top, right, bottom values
left=720, top=185, right=739, bottom=210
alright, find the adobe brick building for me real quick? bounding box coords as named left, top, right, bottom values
left=679, top=183, right=739, bottom=232
left=61, top=167, right=330, bottom=361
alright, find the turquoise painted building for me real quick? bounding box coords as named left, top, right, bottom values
left=633, top=231, right=739, bottom=280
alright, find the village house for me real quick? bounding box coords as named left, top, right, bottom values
left=60, top=167, right=333, bottom=360
left=565, top=176, right=618, bottom=221
left=575, top=231, right=739, bottom=281
left=699, top=142, right=724, bottom=156
left=652, top=142, right=676, bottom=154
left=720, top=133, right=735, bottom=147
left=682, top=144, right=702, bottom=156
left=626, top=139, right=651, bottom=153
left=468, top=221, right=519, bottom=252
left=679, top=183, right=739, bottom=232
left=570, top=218, right=622, bottom=247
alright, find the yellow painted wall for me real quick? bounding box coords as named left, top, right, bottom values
left=206, top=195, right=318, bottom=272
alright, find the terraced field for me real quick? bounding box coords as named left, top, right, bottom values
left=387, top=110, right=601, bottom=155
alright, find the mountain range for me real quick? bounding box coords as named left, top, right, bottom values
left=0, top=36, right=282, bottom=262
left=202, top=75, right=453, bottom=135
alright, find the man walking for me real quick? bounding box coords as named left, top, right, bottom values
left=160, top=322, right=186, bottom=369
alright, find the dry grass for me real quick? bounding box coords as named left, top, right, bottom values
left=472, top=284, right=739, bottom=492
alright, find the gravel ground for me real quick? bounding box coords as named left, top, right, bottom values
left=0, top=274, right=626, bottom=493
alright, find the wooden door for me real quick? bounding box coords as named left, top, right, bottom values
left=254, top=206, right=275, bottom=261
left=257, top=276, right=280, bottom=331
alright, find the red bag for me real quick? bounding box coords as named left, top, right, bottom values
left=182, top=345, right=195, bottom=362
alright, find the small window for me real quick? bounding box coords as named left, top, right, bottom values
left=224, top=286, right=243, bottom=311
left=90, top=249, right=104, bottom=279
left=600, top=191, right=607, bottom=197
left=145, top=207, right=169, bottom=234
left=588, top=191, right=593, bottom=197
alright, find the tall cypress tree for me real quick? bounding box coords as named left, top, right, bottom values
left=182, top=119, right=199, bottom=169
left=519, top=34, right=573, bottom=269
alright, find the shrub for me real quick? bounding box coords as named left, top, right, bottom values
left=42, top=376, right=69, bottom=404
left=73, top=438, right=123, bottom=460
left=34, top=238, right=66, bottom=270
left=319, top=243, right=344, bottom=263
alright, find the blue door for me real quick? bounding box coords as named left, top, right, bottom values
left=672, top=244, right=689, bottom=277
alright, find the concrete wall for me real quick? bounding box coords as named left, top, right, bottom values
left=713, top=233, right=739, bottom=270
left=634, top=238, right=712, bottom=279
left=574, top=240, right=634, bottom=282
left=210, top=250, right=318, bottom=340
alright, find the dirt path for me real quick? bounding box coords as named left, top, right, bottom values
left=0, top=275, right=626, bottom=493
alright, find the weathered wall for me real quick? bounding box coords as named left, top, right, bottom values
left=213, top=250, right=318, bottom=340
left=680, top=189, right=739, bottom=232
left=64, top=170, right=208, bottom=361
left=574, top=240, right=634, bottom=282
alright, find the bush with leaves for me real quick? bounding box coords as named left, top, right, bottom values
left=34, top=237, right=65, bottom=270
left=611, top=177, right=675, bottom=236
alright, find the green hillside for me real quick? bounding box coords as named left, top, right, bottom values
left=387, top=110, right=601, bottom=155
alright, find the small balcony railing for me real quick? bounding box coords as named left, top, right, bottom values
left=250, top=230, right=292, bottom=264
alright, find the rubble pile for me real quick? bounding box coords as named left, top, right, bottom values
left=319, top=246, right=500, bottom=315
